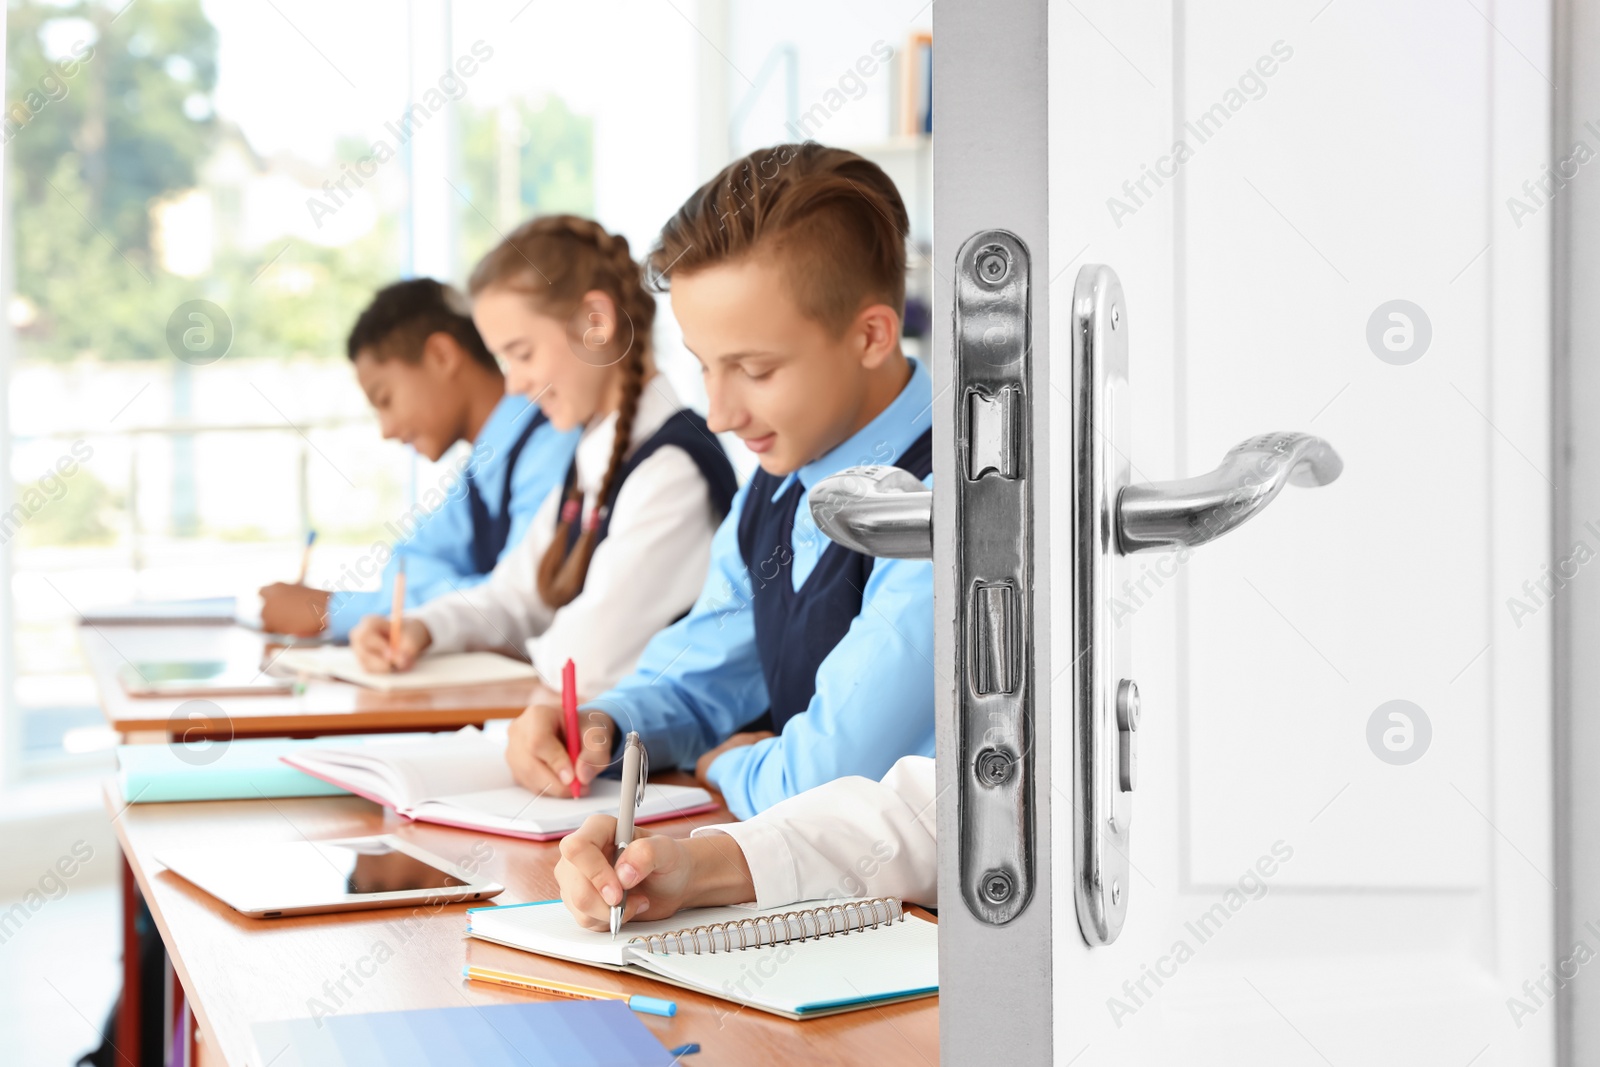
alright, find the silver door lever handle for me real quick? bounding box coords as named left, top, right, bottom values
left=1117, top=431, right=1342, bottom=553
left=810, top=432, right=1340, bottom=559
left=809, top=466, right=933, bottom=560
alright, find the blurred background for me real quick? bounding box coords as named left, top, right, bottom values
left=0, top=1, right=931, bottom=1059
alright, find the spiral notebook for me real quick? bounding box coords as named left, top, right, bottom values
left=467, top=896, right=939, bottom=1019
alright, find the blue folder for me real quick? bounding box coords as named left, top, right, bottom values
left=116, top=734, right=432, bottom=803
left=252, top=999, right=675, bottom=1067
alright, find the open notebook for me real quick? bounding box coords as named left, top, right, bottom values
left=281, top=728, right=716, bottom=841
left=268, top=647, right=539, bottom=691
left=467, top=896, right=938, bottom=1019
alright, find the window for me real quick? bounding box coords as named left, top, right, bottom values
left=0, top=0, right=925, bottom=782
left=0, top=0, right=624, bottom=779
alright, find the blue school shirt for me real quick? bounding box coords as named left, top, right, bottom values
left=589, top=359, right=935, bottom=819
left=323, top=396, right=579, bottom=639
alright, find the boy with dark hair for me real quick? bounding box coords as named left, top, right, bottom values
left=505, top=143, right=935, bottom=819
left=259, top=277, right=578, bottom=637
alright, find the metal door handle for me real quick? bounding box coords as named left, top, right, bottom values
left=809, top=466, right=932, bottom=560
left=813, top=252, right=1345, bottom=945
left=1118, top=433, right=1343, bottom=552
left=1070, top=264, right=1342, bottom=947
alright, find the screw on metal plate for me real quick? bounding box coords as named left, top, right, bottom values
left=976, top=244, right=1012, bottom=286
left=976, top=747, right=1016, bottom=787
left=981, top=869, right=1015, bottom=905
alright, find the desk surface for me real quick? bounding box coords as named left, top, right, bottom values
left=83, top=624, right=532, bottom=737
left=107, top=779, right=940, bottom=1067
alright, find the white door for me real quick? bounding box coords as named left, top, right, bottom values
left=932, top=1, right=1555, bottom=1063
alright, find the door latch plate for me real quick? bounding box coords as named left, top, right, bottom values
left=954, top=231, right=1034, bottom=925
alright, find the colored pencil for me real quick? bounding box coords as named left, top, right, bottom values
left=462, top=964, right=676, bottom=1017
left=389, top=558, right=407, bottom=663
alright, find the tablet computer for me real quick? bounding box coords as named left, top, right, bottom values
left=157, top=835, right=504, bottom=918
left=118, top=659, right=293, bottom=698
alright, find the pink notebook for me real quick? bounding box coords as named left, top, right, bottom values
left=282, top=727, right=716, bottom=841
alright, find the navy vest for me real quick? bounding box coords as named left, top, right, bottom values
left=737, top=427, right=934, bottom=734
left=465, top=408, right=549, bottom=574
left=557, top=409, right=739, bottom=591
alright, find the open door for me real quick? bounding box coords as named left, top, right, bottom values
left=923, top=1, right=1555, bottom=1062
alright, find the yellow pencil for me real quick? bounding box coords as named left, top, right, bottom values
left=388, top=558, right=407, bottom=663
left=462, top=964, right=676, bottom=1016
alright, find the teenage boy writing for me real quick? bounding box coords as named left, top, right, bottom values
left=258, top=278, right=578, bottom=638
left=506, top=142, right=935, bottom=819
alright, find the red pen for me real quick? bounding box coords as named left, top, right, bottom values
left=562, top=658, right=580, bottom=799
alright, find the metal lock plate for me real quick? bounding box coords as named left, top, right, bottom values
left=953, top=230, right=1034, bottom=925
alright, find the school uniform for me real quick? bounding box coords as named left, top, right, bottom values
left=413, top=376, right=737, bottom=698
left=694, top=755, right=937, bottom=910
left=324, top=395, right=580, bottom=639
left=587, top=358, right=936, bottom=819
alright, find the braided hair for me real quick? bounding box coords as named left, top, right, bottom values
left=468, top=215, right=656, bottom=608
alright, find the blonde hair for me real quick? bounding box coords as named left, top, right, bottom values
left=469, top=215, right=656, bottom=608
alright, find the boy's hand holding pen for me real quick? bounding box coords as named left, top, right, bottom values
left=505, top=690, right=617, bottom=797
left=257, top=530, right=330, bottom=636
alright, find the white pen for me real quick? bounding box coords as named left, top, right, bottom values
left=612, top=732, right=646, bottom=939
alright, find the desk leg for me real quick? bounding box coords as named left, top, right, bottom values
left=168, top=966, right=199, bottom=1067
left=118, top=850, right=140, bottom=1067
left=171, top=978, right=191, bottom=1067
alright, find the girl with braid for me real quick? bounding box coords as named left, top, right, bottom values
left=348, top=215, right=738, bottom=709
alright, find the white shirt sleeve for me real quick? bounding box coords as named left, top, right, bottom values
left=526, top=447, right=717, bottom=699
left=411, top=486, right=561, bottom=657
left=691, top=755, right=938, bottom=910
left=415, top=448, right=718, bottom=701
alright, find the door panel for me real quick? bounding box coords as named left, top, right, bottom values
left=1042, top=0, right=1553, bottom=1063
left=1183, top=0, right=1493, bottom=892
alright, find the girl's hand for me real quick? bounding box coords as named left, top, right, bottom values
left=348, top=615, right=431, bottom=672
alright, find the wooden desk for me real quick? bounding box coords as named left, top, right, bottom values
left=106, top=780, right=940, bottom=1067
left=85, top=620, right=541, bottom=1063
left=81, top=624, right=532, bottom=739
